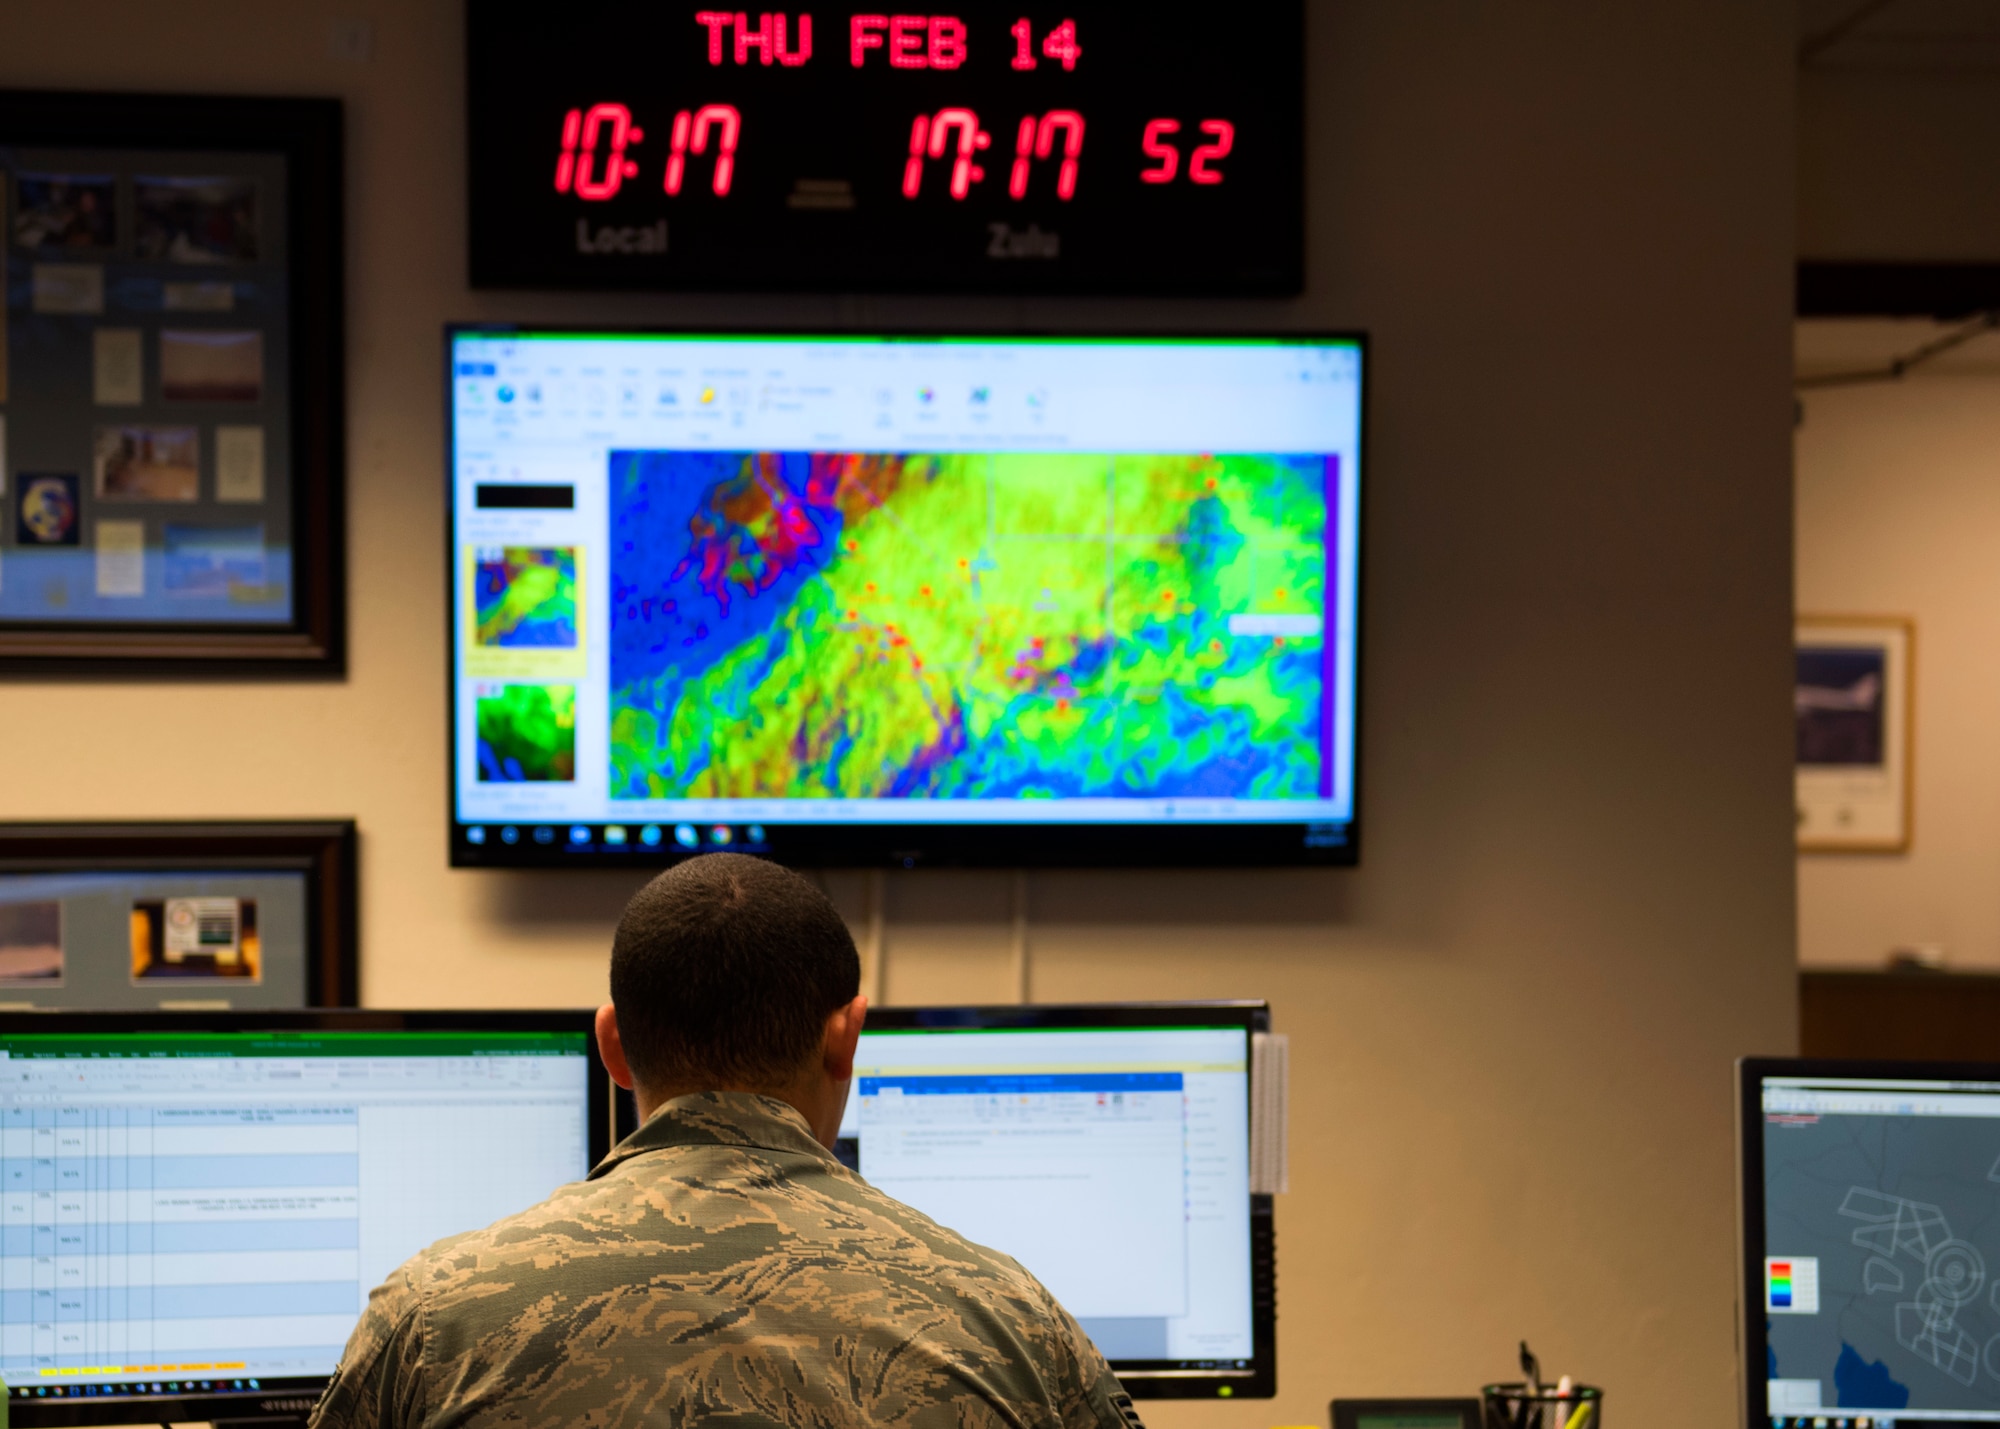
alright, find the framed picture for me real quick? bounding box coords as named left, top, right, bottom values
left=1797, top=615, right=1913, bottom=853
left=0, top=91, right=343, bottom=672
left=0, top=820, right=356, bottom=1008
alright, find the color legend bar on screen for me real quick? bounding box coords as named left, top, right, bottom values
left=1767, top=1255, right=1820, bottom=1314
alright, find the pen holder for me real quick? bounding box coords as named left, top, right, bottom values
left=1481, top=1382, right=1602, bottom=1429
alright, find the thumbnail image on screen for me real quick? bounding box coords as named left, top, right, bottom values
left=1756, top=1072, right=2000, bottom=1426
left=449, top=331, right=1364, bottom=866
left=0, top=1029, right=592, bottom=1406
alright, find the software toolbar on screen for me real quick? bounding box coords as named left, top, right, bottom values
left=448, top=330, right=1365, bottom=867
left=837, top=1021, right=1255, bottom=1375
left=0, top=1030, right=592, bottom=1404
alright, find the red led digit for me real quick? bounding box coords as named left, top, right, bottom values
left=692, top=104, right=742, bottom=194
left=1140, top=119, right=1180, bottom=183
left=927, top=16, right=966, bottom=68
left=889, top=15, right=926, bottom=67
left=553, top=107, right=583, bottom=193
left=1041, top=18, right=1080, bottom=70
left=1189, top=119, right=1234, bottom=183
left=664, top=109, right=693, bottom=194
left=571, top=102, right=641, bottom=201
left=1010, top=17, right=1035, bottom=69
left=1035, top=110, right=1083, bottom=198
left=1008, top=114, right=1036, bottom=198
left=902, top=113, right=930, bottom=196
left=695, top=10, right=731, bottom=63
left=776, top=13, right=812, bottom=64
left=852, top=14, right=887, bottom=64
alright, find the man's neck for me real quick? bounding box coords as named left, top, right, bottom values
left=637, top=1079, right=826, bottom=1140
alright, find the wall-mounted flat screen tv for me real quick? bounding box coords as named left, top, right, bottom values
left=447, top=328, right=1364, bottom=867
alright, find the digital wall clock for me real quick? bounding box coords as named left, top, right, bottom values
left=466, top=4, right=1304, bottom=293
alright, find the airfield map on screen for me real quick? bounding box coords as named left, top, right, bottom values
left=1762, top=1076, right=2000, bottom=1422
left=450, top=334, right=1363, bottom=842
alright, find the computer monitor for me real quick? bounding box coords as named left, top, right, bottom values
left=1739, top=1057, right=2000, bottom=1429
left=0, top=1010, right=611, bottom=1428
left=840, top=1001, right=1274, bottom=1398
left=446, top=326, right=1365, bottom=871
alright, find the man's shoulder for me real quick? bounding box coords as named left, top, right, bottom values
left=394, top=1143, right=1054, bottom=1313
left=338, top=1145, right=1131, bottom=1428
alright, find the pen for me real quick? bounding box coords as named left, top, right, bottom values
left=1518, top=1343, right=1541, bottom=1429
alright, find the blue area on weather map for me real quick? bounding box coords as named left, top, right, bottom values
left=1834, top=1342, right=1910, bottom=1411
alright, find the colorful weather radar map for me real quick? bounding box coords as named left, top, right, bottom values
left=450, top=332, right=1363, bottom=865
left=609, top=451, right=1331, bottom=802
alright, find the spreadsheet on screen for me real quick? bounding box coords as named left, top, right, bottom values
left=836, top=1023, right=1255, bottom=1366
left=0, top=1031, right=591, bottom=1392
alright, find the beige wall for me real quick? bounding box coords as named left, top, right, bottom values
left=0, top=3, right=1797, bottom=1424
left=1796, top=339, right=2000, bottom=968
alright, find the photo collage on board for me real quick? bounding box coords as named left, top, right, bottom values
left=0, top=879, right=263, bottom=992
left=0, top=153, right=289, bottom=622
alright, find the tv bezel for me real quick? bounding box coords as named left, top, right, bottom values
left=855, top=1000, right=1277, bottom=1400
left=443, top=323, right=1368, bottom=871
left=0, top=1007, right=614, bottom=1429
left=1735, top=1055, right=2000, bottom=1429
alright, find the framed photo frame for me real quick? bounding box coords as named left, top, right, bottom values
left=0, top=90, right=344, bottom=672
left=1796, top=615, right=1913, bottom=853
left=0, top=819, right=356, bottom=1009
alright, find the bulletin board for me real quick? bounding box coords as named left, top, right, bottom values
left=0, top=91, right=343, bottom=672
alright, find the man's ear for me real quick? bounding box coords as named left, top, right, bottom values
left=822, top=994, right=868, bottom=1082
left=596, top=1002, right=636, bottom=1091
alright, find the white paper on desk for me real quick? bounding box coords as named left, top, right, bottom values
left=94, top=519, right=146, bottom=597
left=215, top=424, right=266, bottom=503
left=1250, top=1031, right=1289, bottom=1195
left=93, top=328, right=143, bottom=405
left=32, top=262, right=104, bottom=314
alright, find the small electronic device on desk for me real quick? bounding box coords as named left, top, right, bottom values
left=1332, top=1399, right=1484, bottom=1429
left=0, top=1009, right=612, bottom=1429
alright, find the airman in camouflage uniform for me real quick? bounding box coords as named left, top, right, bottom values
left=311, top=856, right=1144, bottom=1429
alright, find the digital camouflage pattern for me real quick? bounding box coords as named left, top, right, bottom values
left=310, top=1090, right=1146, bottom=1429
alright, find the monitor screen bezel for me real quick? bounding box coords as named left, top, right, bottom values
left=1736, top=1054, right=2000, bottom=1429
left=0, top=1007, right=612, bottom=1429
left=443, top=323, right=1368, bottom=872
left=855, top=999, right=1275, bottom=1400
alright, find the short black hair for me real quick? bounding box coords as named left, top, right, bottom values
left=609, top=853, right=860, bottom=1089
